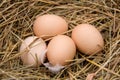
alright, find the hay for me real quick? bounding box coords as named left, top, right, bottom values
left=0, top=0, right=120, bottom=79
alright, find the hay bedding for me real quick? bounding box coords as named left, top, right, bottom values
left=0, top=0, right=120, bottom=80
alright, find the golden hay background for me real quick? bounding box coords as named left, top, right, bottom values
left=0, top=0, right=120, bottom=80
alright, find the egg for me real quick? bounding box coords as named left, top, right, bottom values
left=33, top=14, right=68, bottom=39
left=72, top=24, right=104, bottom=55
left=47, top=35, right=76, bottom=66
left=20, top=36, right=46, bottom=67
left=44, top=35, right=76, bottom=73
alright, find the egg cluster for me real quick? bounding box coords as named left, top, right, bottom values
left=20, top=14, right=104, bottom=73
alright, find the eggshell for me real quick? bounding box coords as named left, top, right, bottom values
left=33, top=14, right=68, bottom=39
left=47, top=35, right=76, bottom=66
left=20, top=36, right=46, bottom=67
left=72, top=24, right=104, bottom=55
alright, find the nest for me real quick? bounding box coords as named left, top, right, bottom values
left=0, top=0, right=120, bottom=80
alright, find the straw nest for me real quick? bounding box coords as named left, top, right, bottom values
left=0, top=0, right=120, bottom=80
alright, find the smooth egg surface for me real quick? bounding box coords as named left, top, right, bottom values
left=20, top=36, right=46, bottom=67
left=72, top=24, right=104, bottom=55
left=33, top=14, right=68, bottom=39
left=47, top=35, right=76, bottom=66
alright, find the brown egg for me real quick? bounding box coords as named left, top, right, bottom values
left=20, top=36, right=46, bottom=67
left=47, top=35, right=76, bottom=66
left=33, top=14, right=68, bottom=39
left=72, top=24, right=104, bottom=55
